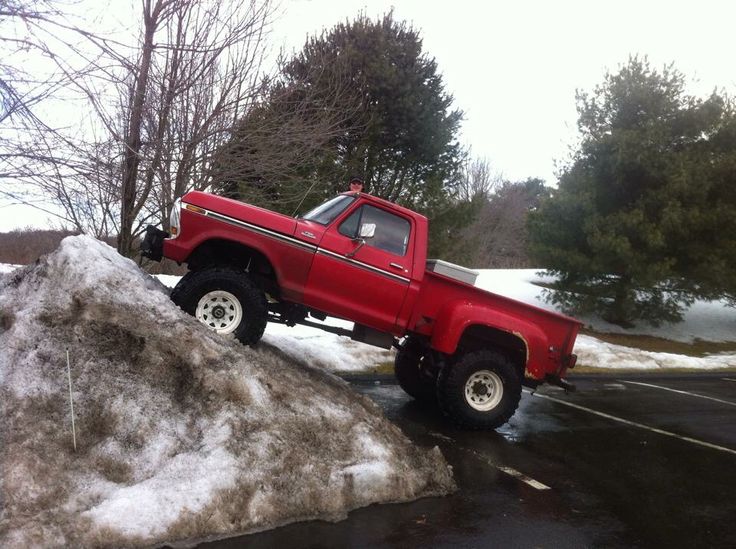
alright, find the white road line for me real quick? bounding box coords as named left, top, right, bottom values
left=496, top=466, right=551, bottom=490
left=618, top=379, right=736, bottom=407
left=525, top=390, right=736, bottom=456
left=426, top=433, right=551, bottom=490
left=723, top=378, right=736, bottom=383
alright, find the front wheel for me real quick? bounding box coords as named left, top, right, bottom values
left=170, top=267, right=268, bottom=345
left=437, top=350, right=521, bottom=430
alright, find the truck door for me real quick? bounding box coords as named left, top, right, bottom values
left=303, top=203, right=413, bottom=333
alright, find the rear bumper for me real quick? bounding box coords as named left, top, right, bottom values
left=140, top=226, right=169, bottom=261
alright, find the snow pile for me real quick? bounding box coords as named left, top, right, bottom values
left=0, top=236, right=454, bottom=548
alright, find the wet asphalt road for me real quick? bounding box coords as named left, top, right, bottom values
left=201, top=373, right=736, bottom=549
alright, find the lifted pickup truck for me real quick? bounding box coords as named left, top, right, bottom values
left=142, top=191, right=581, bottom=429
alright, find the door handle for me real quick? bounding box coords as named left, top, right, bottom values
left=389, top=262, right=404, bottom=270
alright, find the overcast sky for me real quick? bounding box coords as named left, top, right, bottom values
left=2, top=0, right=735, bottom=231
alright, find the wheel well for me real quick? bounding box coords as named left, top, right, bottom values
left=455, top=324, right=527, bottom=376
left=185, top=239, right=278, bottom=295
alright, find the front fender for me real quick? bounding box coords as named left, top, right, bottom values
left=162, top=207, right=315, bottom=301
left=430, top=300, right=551, bottom=379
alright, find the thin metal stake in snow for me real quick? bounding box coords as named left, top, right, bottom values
left=66, top=348, right=77, bottom=452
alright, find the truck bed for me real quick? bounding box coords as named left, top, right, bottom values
left=411, top=269, right=581, bottom=380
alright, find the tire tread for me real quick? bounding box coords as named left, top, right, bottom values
left=437, top=349, right=521, bottom=430
left=170, top=267, right=267, bottom=345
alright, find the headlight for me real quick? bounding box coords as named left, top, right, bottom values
left=169, top=198, right=182, bottom=238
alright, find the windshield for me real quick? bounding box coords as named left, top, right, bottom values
left=301, top=195, right=356, bottom=225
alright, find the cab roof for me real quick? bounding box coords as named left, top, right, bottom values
left=340, top=192, right=428, bottom=223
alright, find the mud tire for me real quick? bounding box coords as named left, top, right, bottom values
left=170, top=267, right=267, bottom=346
left=394, top=337, right=436, bottom=402
left=437, top=350, right=521, bottom=430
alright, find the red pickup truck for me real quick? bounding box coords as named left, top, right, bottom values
left=142, top=191, right=581, bottom=429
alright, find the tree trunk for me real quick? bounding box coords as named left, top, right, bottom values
left=607, top=276, right=636, bottom=328
left=118, top=1, right=158, bottom=257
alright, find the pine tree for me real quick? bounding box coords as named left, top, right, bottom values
left=529, top=57, right=736, bottom=326
left=214, top=12, right=469, bottom=259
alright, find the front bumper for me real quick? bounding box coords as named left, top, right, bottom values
left=140, top=226, right=169, bottom=261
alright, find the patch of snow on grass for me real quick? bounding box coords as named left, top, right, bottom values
left=154, top=274, right=183, bottom=288
left=0, top=263, right=22, bottom=274
left=475, top=268, right=736, bottom=345
left=574, top=334, right=736, bottom=370
left=263, top=321, right=393, bottom=372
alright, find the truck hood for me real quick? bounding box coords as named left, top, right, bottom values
left=182, top=191, right=297, bottom=237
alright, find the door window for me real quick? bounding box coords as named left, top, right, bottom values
left=338, top=205, right=411, bottom=256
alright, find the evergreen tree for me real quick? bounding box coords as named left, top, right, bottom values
left=215, top=12, right=468, bottom=258
left=529, top=57, right=736, bottom=326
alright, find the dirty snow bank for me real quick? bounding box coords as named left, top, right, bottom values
left=0, top=236, right=454, bottom=548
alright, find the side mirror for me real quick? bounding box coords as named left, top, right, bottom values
left=359, top=223, right=376, bottom=239
left=346, top=223, right=376, bottom=258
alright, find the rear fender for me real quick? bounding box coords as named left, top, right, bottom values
left=430, top=300, right=550, bottom=379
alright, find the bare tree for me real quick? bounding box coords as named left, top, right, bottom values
left=141, top=0, right=273, bottom=232
left=210, top=56, right=364, bottom=214
left=92, top=0, right=277, bottom=255
left=1, top=0, right=277, bottom=256
left=457, top=157, right=500, bottom=203
left=0, top=0, right=100, bottom=227
left=463, top=177, right=550, bottom=268
left=0, top=1, right=66, bottom=124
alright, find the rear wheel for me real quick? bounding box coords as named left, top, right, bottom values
left=170, top=267, right=268, bottom=345
left=437, top=349, right=521, bottom=430
left=394, top=337, right=437, bottom=402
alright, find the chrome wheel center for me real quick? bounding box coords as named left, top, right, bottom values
left=195, top=290, right=243, bottom=334
left=464, top=370, right=504, bottom=412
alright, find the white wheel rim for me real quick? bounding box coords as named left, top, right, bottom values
left=195, top=290, right=243, bottom=334
left=464, top=370, right=504, bottom=412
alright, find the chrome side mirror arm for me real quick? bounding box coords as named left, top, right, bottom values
left=346, top=238, right=365, bottom=258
